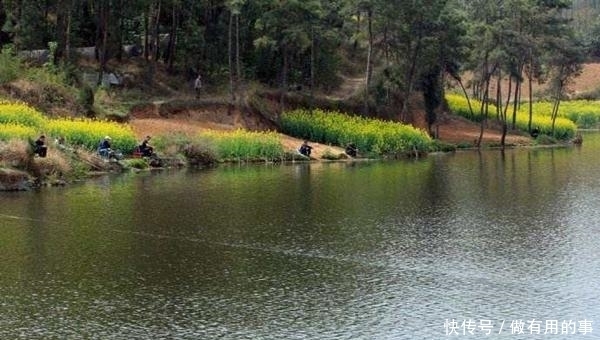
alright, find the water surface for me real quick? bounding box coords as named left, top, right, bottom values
left=1, top=134, right=600, bottom=339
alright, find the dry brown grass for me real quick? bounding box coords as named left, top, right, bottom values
left=34, top=152, right=72, bottom=177
left=0, top=140, right=31, bottom=168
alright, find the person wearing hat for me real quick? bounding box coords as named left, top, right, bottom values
left=98, top=136, right=113, bottom=158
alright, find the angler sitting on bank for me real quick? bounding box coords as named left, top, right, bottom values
left=299, top=140, right=313, bottom=157
left=345, top=143, right=358, bottom=157
left=98, top=136, right=116, bottom=159
left=138, top=135, right=155, bottom=157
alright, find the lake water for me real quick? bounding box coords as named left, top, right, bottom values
left=1, top=133, right=600, bottom=339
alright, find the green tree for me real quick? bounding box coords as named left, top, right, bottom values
left=253, top=0, right=323, bottom=111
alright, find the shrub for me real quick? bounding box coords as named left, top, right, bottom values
left=77, top=85, right=95, bottom=114
left=431, top=140, right=457, bottom=152
left=182, top=142, right=218, bottom=166
left=0, top=45, right=22, bottom=84
left=124, top=158, right=149, bottom=170
left=152, top=132, right=193, bottom=157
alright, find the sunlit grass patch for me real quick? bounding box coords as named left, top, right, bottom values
left=0, top=123, right=37, bottom=141
left=280, top=109, right=432, bottom=154
left=531, top=100, right=600, bottom=129
left=0, top=102, right=47, bottom=127
left=46, top=118, right=137, bottom=153
left=200, top=129, right=285, bottom=161
left=446, top=94, right=576, bottom=140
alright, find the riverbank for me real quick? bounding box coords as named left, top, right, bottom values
left=0, top=98, right=548, bottom=192
left=6, top=60, right=600, bottom=191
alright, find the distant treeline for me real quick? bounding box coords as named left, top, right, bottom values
left=0, top=0, right=596, bottom=128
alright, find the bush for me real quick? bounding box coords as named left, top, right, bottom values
left=0, top=45, right=22, bottom=84
left=78, top=85, right=95, bottom=114
left=124, top=158, right=149, bottom=170
left=33, top=152, right=72, bottom=178
left=182, top=143, right=218, bottom=166
left=531, top=100, right=600, bottom=129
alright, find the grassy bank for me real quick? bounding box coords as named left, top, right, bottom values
left=152, top=129, right=285, bottom=165
left=280, top=108, right=433, bottom=156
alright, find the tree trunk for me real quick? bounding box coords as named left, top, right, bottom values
left=235, top=13, right=241, bottom=87
left=166, top=3, right=178, bottom=71
left=55, top=0, right=70, bottom=65
left=152, top=0, right=161, bottom=62
left=477, top=61, right=497, bottom=147
left=280, top=47, right=288, bottom=113
left=550, top=81, right=563, bottom=136
left=228, top=10, right=235, bottom=103
left=144, top=5, right=150, bottom=61
left=115, top=0, right=124, bottom=61
left=501, top=73, right=513, bottom=149
left=363, top=7, right=373, bottom=116
left=455, top=77, right=476, bottom=120
left=96, top=0, right=109, bottom=86
left=528, top=72, right=533, bottom=133
left=511, top=73, right=521, bottom=130
left=400, top=32, right=424, bottom=122
left=310, top=28, right=315, bottom=112
left=65, top=0, right=71, bottom=62
left=511, top=63, right=523, bottom=130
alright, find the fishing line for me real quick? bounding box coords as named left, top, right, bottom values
left=0, top=213, right=47, bottom=222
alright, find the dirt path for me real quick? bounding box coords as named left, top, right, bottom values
left=434, top=115, right=532, bottom=145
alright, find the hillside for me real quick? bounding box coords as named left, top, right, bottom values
left=6, top=60, right=600, bottom=156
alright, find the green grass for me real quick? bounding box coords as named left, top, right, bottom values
left=280, top=109, right=433, bottom=155
left=200, top=129, right=285, bottom=161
